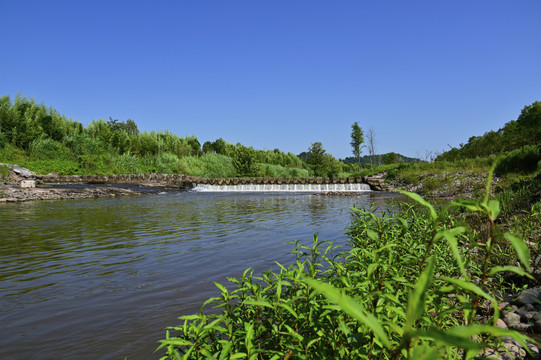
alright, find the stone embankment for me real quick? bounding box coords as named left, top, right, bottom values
left=40, top=173, right=377, bottom=189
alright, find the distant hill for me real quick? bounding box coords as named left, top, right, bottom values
left=341, top=153, right=418, bottom=165
left=297, top=151, right=418, bottom=165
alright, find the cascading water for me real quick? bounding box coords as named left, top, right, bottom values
left=192, top=183, right=371, bottom=192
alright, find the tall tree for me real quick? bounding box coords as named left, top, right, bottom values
left=306, top=142, right=327, bottom=176
left=232, top=145, right=260, bottom=177
left=350, top=122, right=365, bottom=170
left=306, top=142, right=341, bottom=177
left=367, top=127, right=376, bottom=168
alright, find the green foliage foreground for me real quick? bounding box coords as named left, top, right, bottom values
left=157, top=170, right=535, bottom=359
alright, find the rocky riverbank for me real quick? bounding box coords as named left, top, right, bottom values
left=0, top=165, right=175, bottom=202
left=0, top=183, right=144, bottom=202
left=373, top=169, right=500, bottom=200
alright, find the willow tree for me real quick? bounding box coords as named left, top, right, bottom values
left=350, top=122, right=365, bottom=170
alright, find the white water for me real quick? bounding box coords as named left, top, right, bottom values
left=192, top=183, right=371, bottom=192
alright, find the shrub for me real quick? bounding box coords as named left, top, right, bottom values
left=495, top=145, right=541, bottom=176
left=259, top=163, right=310, bottom=178
left=111, top=152, right=142, bottom=174
left=0, top=131, right=7, bottom=148
left=178, top=154, right=237, bottom=178
left=29, top=138, right=70, bottom=160
left=0, top=164, right=10, bottom=178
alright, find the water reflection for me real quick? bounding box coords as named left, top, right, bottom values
left=0, top=191, right=401, bottom=360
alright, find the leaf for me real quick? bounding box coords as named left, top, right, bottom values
left=409, top=342, right=441, bottom=360
left=405, top=256, right=435, bottom=331
left=446, top=325, right=532, bottom=349
left=487, top=199, right=500, bottom=220
left=304, top=277, right=391, bottom=348
left=277, top=303, right=299, bottom=319
left=504, top=233, right=531, bottom=272
left=451, top=200, right=481, bottom=212
left=489, top=265, right=535, bottom=279
left=243, top=300, right=273, bottom=308
left=283, top=324, right=304, bottom=342
left=443, top=278, right=496, bottom=303
left=245, top=322, right=254, bottom=354
left=230, top=353, right=247, bottom=359
left=158, top=338, right=194, bottom=347
left=366, top=229, right=379, bottom=241
left=200, top=348, right=217, bottom=359
left=440, top=227, right=467, bottom=278
left=374, top=243, right=398, bottom=254
left=214, top=282, right=228, bottom=295
left=219, top=341, right=233, bottom=360
left=398, top=190, right=437, bottom=221
left=411, top=327, right=483, bottom=350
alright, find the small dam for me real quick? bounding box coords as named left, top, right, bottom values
left=39, top=174, right=383, bottom=192
left=193, top=183, right=370, bottom=192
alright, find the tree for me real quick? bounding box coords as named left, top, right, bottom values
left=213, top=138, right=227, bottom=155
left=202, top=141, right=213, bottom=154
left=232, top=146, right=260, bottom=177
left=384, top=152, right=399, bottom=165
left=367, top=127, right=376, bottom=167
left=350, top=122, right=365, bottom=171
left=306, top=142, right=341, bottom=177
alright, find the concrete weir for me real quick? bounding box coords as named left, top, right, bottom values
left=40, top=174, right=381, bottom=191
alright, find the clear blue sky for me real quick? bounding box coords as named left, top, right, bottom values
left=2, top=1, right=540, bottom=159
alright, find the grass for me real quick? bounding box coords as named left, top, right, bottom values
left=157, top=166, right=535, bottom=359
left=0, top=164, right=10, bottom=178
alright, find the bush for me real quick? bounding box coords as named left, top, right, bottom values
left=259, top=163, right=310, bottom=178
left=29, top=138, right=70, bottom=160
left=111, top=152, right=142, bottom=174
left=20, top=160, right=81, bottom=175
left=0, top=164, right=10, bottom=178
left=178, top=154, right=237, bottom=178
left=232, top=146, right=260, bottom=177
left=495, top=145, right=541, bottom=176
left=0, top=131, right=7, bottom=148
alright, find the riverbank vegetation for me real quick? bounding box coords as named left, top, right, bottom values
left=0, top=95, right=318, bottom=178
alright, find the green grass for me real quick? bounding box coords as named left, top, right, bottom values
left=0, top=164, right=10, bottom=178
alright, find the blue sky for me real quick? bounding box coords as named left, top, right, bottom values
left=1, top=1, right=540, bottom=159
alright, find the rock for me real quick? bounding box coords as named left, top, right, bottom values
left=513, top=287, right=541, bottom=307
left=510, top=322, right=532, bottom=332
left=503, top=312, right=521, bottom=328
left=0, top=163, right=36, bottom=177
left=535, top=320, right=541, bottom=333
left=526, top=343, right=540, bottom=357
left=481, top=348, right=501, bottom=359
left=503, top=342, right=526, bottom=359
left=517, top=306, right=536, bottom=322
left=499, top=302, right=510, bottom=311
left=496, top=318, right=508, bottom=329
left=535, top=255, right=541, bottom=267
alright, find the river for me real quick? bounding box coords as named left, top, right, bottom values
left=0, top=190, right=400, bottom=359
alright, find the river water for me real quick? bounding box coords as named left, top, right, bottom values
left=0, top=190, right=400, bottom=359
